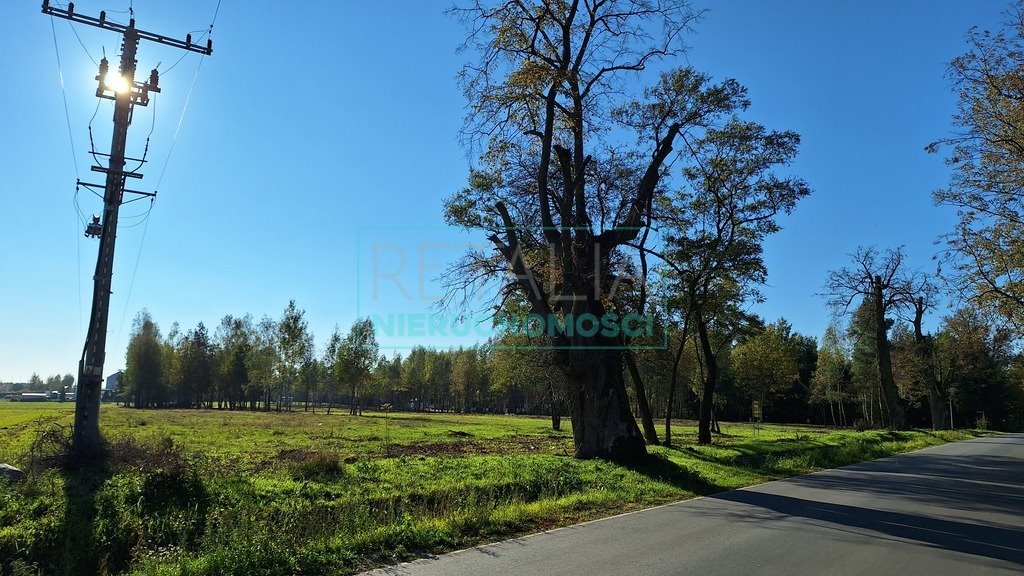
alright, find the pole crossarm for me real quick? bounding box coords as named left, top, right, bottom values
left=77, top=181, right=157, bottom=198
left=42, top=1, right=213, bottom=55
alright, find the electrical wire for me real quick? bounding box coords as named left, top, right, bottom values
left=50, top=16, right=80, bottom=179
left=155, top=53, right=206, bottom=191
left=116, top=58, right=203, bottom=341
left=51, top=0, right=99, bottom=66
left=88, top=98, right=106, bottom=167
left=51, top=12, right=88, bottom=338
left=66, top=20, right=98, bottom=66
left=160, top=30, right=209, bottom=75
left=115, top=201, right=153, bottom=340
left=74, top=194, right=83, bottom=339
left=127, top=99, right=157, bottom=174
left=115, top=0, right=221, bottom=342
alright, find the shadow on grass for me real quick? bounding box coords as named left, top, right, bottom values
left=657, top=430, right=972, bottom=480
left=624, top=453, right=728, bottom=496
left=9, top=426, right=116, bottom=575
left=55, top=460, right=113, bottom=576
left=23, top=433, right=202, bottom=576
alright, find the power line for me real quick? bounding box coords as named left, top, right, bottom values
left=51, top=0, right=99, bottom=66
left=52, top=12, right=88, bottom=342
left=75, top=195, right=83, bottom=340
left=155, top=53, right=206, bottom=190
left=66, top=20, right=98, bottom=66
left=115, top=200, right=154, bottom=342
left=160, top=30, right=208, bottom=74
left=113, top=0, right=221, bottom=346
left=115, top=48, right=204, bottom=340
left=49, top=15, right=80, bottom=179
left=211, top=0, right=222, bottom=30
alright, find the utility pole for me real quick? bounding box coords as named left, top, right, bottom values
left=43, top=1, right=212, bottom=459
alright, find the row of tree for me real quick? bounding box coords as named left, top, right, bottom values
left=122, top=286, right=1024, bottom=436
left=0, top=373, right=74, bottom=395
left=124, top=302, right=376, bottom=414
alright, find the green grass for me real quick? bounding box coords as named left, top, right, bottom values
left=0, top=402, right=988, bottom=576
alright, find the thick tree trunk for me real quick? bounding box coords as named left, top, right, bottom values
left=624, top=349, right=659, bottom=445
left=568, top=348, right=646, bottom=462
left=696, top=310, right=717, bottom=445
left=872, top=277, right=905, bottom=429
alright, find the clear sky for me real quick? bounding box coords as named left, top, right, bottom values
left=0, top=0, right=1008, bottom=382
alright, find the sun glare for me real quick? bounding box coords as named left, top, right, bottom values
left=104, top=72, right=130, bottom=94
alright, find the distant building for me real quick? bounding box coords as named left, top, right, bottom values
left=18, top=393, right=49, bottom=402
left=105, top=371, right=123, bottom=393
left=103, top=371, right=123, bottom=401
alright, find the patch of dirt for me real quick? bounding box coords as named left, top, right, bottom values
left=382, top=435, right=573, bottom=458
left=383, top=440, right=480, bottom=458
left=274, top=448, right=321, bottom=462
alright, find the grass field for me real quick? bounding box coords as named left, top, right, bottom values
left=0, top=402, right=987, bottom=576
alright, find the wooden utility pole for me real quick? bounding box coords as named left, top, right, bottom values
left=42, top=1, right=212, bottom=459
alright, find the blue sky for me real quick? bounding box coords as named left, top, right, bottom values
left=0, top=0, right=1007, bottom=382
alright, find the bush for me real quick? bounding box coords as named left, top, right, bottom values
left=975, top=414, right=989, bottom=430
left=853, top=419, right=871, bottom=432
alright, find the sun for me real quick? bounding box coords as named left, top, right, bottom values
left=104, top=72, right=130, bottom=94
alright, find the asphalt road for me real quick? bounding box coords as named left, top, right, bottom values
left=361, top=433, right=1024, bottom=576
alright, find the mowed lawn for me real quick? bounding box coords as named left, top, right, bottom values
left=0, top=402, right=986, bottom=576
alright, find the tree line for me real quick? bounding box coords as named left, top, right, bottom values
left=0, top=373, right=74, bottom=396
left=122, top=289, right=1024, bottom=435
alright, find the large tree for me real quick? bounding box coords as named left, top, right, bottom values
left=811, top=322, right=852, bottom=426
left=124, top=310, right=163, bottom=409
left=937, top=307, right=1015, bottom=428
left=732, top=320, right=799, bottom=420
left=277, top=301, right=313, bottom=412
left=656, top=119, right=810, bottom=443
left=246, top=316, right=280, bottom=410
left=179, top=322, right=214, bottom=408
left=904, top=278, right=949, bottom=429
left=323, top=326, right=343, bottom=414
left=823, top=247, right=932, bottom=430
left=338, top=318, right=379, bottom=415
left=215, top=315, right=253, bottom=410
left=445, top=0, right=756, bottom=460
left=929, top=3, right=1024, bottom=329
